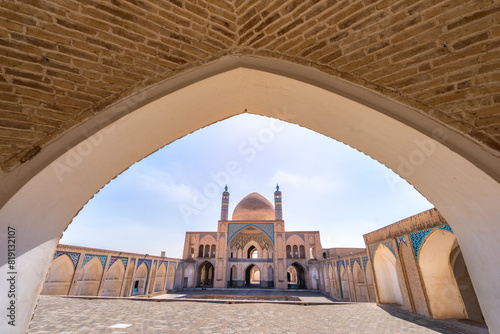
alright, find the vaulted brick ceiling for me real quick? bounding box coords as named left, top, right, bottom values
left=0, top=0, right=499, bottom=170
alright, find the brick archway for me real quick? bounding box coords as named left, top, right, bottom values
left=1, top=1, right=499, bottom=331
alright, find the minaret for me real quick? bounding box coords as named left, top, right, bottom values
left=220, top=185, right=229, bottom=220
left=274, top=184, right=282, bottom=220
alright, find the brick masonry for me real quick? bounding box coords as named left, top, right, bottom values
left=0, top=0, right=499, bottom=169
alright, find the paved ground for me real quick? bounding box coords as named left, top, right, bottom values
left=29, top=293, right=488, bottom=334
left=152, top=289, right=336, bottom=303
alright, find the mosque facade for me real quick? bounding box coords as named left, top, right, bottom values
left=40, top=188, right=484, bottom=326
left=181, top=186, right=323, bottom=290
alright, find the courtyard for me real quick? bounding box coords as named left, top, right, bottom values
left=28, top=292, right=487, bottom=334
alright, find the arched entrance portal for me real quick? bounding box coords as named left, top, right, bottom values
left=1, top=58, right=500, bottom=331
left=245, top=264, right=260, bottom=287
left=197, top=262, right=214, bottom=288
left=287, top=263, right=306, bottom=289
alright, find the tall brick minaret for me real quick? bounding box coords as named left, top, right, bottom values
left=220, top=185, right=230, bottom=220
left=274, top=184, right=282, bottom=220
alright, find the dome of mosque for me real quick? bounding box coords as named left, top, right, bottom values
left=232, top=192, right=275, bottom=221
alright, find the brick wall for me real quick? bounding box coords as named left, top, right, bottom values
left=1, top=0, right=499, bottom=169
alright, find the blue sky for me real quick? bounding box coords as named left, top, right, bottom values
left=60, top=114, right=433, bottom=258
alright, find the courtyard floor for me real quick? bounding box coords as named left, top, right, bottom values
left=29, top=292, right=488, bottom=334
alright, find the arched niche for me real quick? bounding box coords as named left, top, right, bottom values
left=184, top=265, right=195, bottom=288
left=165, top=264, right=175, bottom=291
left=323, top=265, right=330, bottom=293
left=373, top=244, right=403, bottom=305
left=132, top=262, right=148, bottom=296
left=154, top=263, right=167, bottom=293
left=42, top=255, right=74, bottom=295
left=419, top=229, right=467, bottom=319
left=75, top=257, right=103, bottom=296
left=339, top=264, right=350, bottom=301
left=102, top=260, right=125, bottom=297
left=1, top=57, right=499, bottom=331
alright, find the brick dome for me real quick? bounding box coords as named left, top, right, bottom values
left=232, top=193, right=274, bottom=221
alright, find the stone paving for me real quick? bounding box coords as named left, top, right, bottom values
left=29, top=294, right=486, bottom=334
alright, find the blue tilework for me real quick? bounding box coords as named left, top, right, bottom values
left=396, top=235, right=408, bottom=249
left=382, top=240, right=396, bottom=257
left=369, top=243, right=378, bottom=262
left=336, top=260, right=345, bottom=299
left=227, top=223, right=274, bottom=244
left=350, top=258, right=361, bottom=269
left=437, top=224, right=453, bottom=233
left=54, top=251, right=80, bottom=269
left=362, top=256, right=369, bottom=273
left=370, top=240, right=397, bottom=262
left=409, top=224, right=453, bottom=262
left=81, top=254, right=107, bottom=269
left=108, top=256, right=128, bottom=270
left=336, top=260, right=345, bottom=271
left=137, top=258, right=152, bottom=270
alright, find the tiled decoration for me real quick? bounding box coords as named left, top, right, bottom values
left=54, top=251, right=80, bottom=269
left=396, top=235, right=408, bottom=249
left=227, top=223, right=275, bottom=244
left=409, top=224, right=454, bottom=262
left=369, top=243, right=378, bottom=262
left=81, top=253, right=108, bottom=269
left=362, top=256, right=369, bottom=273
left=108, top=256, right=128, bottom=270
left=336, top=260, right=345, bottom=271
left=350, top=258, right=361, bottom=269
left=137, top=258, right=152, bottom=270
left=369, top=240, right=397, bottom=262
left=337, top=260, right=345, bottom=299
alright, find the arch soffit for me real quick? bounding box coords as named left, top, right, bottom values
left=289, top=262, right=306, bottom=271
left=242, top=240, right=263, bottom=254
left=1, top=56, right=500, bottom=334
left=2, top=56, right=498, bottom=214
left=245, top=263, right=261, bottom=271
left=3, top=59, right=499, bottom=250
left=198, top=260, right=215, bottom=267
